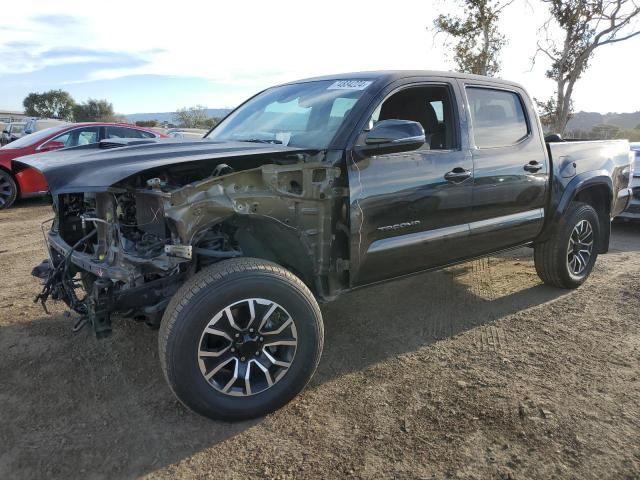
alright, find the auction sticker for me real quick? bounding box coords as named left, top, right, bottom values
left=327, top=80, right=373, bottom=90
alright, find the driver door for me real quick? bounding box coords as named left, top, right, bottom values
left=347, top=81, right=475, bottom=286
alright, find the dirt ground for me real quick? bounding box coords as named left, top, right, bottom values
left=1, top=199, right=639, bottom=480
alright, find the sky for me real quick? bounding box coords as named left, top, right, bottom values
left=0, top=0, right=639, bottom=115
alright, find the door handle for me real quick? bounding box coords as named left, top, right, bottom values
left=444, top=167, right=472, bottom=182
left=524, top=161, right=543, bottom=173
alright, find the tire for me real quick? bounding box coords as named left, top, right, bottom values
left=534, top=202, right=600, bottom=289
left=159, top=257, right=324, bottom=421
left=0, top=170, right=17, bottom=210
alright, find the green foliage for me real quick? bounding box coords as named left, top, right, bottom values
left=174, top=105, right=217, bottom=129
left=203, top=117, right=220, bottom=129
left=135, top=120, right=158, bottom=128
left=535, top=96, right=574, bottom=129
left=566, top=124, right=640, bottom=141
left=433, top=0, right=512, bottom=76
left=23, top=90, right=75, bottom=120
left=72, top=99, right=116, bottom=122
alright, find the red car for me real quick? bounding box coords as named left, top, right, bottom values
left=0, top=123, right=166, bottom=209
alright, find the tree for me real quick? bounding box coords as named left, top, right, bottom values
left=591, top=123, right=621, bottom=139
left=135, top=120, right=158, bottom=128
left=534, top=0, right=640, bottom=134
left=73, top=99, right=116, bottom=122
left=433, top=0, right=514, bottom=76
left=174, top=105, right=214, bottom=128
left=203, top=117, right=220, bottom=129
left=23, top=90, right=75, bottom=120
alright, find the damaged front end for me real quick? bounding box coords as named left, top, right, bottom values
left=30, top=145, right=349, bottom=338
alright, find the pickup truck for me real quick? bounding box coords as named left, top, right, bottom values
left=21, top=71, right=633, bottom=421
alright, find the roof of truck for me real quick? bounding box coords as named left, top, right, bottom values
left=285, top=70, right=525, bottom=90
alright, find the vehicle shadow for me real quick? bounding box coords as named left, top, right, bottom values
left=0, top=249, right=567, bottom=479
left=315, top=254, right=565, bottom=385
left=10, top=196, right=51, bottom=210
left=610, top=220, right=640, bottom=252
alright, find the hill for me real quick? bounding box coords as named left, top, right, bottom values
left=126, top=108, right=232, bottom=124
left=567, top=111, right=640, bottom=131
left=125, top=108, right=640, bottom=134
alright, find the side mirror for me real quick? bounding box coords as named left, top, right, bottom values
left=40, top=140, right=66, bottom=152
left=358, top=119, right=425, bottom=156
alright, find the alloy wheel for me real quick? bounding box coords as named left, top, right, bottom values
left=197, top=298, right=298, bottom=397
left=567, top=219, right=594, bottom=276
left=0, top=174, right=14, bottom=208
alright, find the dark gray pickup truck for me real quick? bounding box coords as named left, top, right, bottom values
left=22, top=71, right=633, bottom=420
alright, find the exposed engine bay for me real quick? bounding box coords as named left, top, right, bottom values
left=32, top=149, right=351, bottom=338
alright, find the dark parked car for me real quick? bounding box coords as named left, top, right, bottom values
left=22, top=71, right=633, bottom=421
left=0, top=122, right=166, bottom=209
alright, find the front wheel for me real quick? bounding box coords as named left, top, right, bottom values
left=534, top=202, right=600, bottom=289
left=159, top=258, right=324, bottom=421
left=0, top=170, right=17, bottom=210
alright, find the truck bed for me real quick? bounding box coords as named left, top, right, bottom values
left=547, top=139, right=632, bottom=218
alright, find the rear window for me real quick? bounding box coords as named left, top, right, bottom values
left=105, top=126, right=152, bottom=139
left=467, top=87, right=529, bottom=148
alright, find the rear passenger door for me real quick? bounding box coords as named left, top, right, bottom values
left=462, top=84, right=548, bottom=253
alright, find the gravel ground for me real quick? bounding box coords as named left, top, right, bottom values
left=1, top=199, right=639, bottom=480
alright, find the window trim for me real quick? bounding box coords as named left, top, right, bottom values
left=463, top=84, right=532, bottom=150
left=356, top=81, right=462, bottom=152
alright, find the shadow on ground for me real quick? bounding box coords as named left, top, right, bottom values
left=9, top=196, right=51, bottom=210
left=1, top=222, right=637, bottom=478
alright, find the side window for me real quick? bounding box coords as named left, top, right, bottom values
left=51, top=127, right=99, bottom=147
left=369, top=85, right=457, bottom=150
left=429, top=101, right=444, bottom=122
left=76, top=129, right=99, bottom=145
left=466, top=87, right=529, bottom=148
left=52, top=132, right=71, bottom=146
left=123, top=128, right=144, bottom=139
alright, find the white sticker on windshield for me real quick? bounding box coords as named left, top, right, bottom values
left=327, top=80, right=373, bottom=91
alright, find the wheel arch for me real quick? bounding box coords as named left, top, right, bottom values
left=215, top=216, right=319, bottom=297
left=539, top=172, right=613, bottom=253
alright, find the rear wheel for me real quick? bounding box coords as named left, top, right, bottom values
left=534, top=202, right=600, bottom=289
left=159, top=258, right=324, bottom=420
left=0, top=170, right=17, bottom=210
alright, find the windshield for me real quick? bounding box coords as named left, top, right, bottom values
left=0, top=125, right=67, bottom=149
left=205, top=79, right=373, bottom=149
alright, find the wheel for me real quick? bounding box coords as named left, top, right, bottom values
left=0, top=170, right=18, bottom=210
left=534, top=202, right=599, bottom=289
left=159, top=257, right=324, bottom=421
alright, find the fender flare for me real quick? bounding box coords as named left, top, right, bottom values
left=537, top=170, right=613, bottom=243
